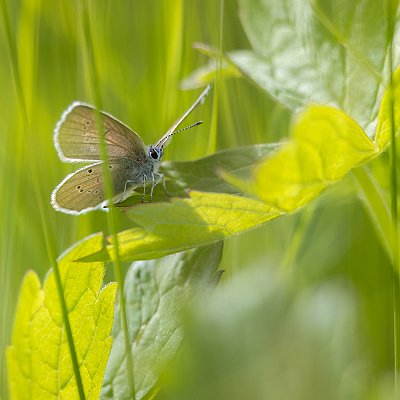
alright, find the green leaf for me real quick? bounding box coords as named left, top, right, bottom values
left=240, top=0, right=388, bottom=128
left=83, top=191, right=280, bottom=263
left=6, top=234, right=117, bottom=400
left=223, top=105, right=379, bottom=211
left=100, top=243, right=223, bottom=400
left=162, top=143, right=281, bottom=195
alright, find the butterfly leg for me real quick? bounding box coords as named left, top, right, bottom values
left=144, top=173, right=170, bottom=201
left=149, top=172, right=156, bottom=202
left=141, top=174, right=147, bottom=203
left=150, top=172, right=171, bottom=199
left=154, top=172, right=171, bottom=197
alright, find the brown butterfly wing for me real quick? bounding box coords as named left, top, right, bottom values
left=55, top=103, right=147, bottom=162
left=51, top=160, right=143, bottom=214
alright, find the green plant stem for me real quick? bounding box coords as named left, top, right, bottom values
left=81, top=1, right=135, bottom=397
left=281, top=206, right=314, bottom=273
left=352, top=167, right=392, bottom=259
left=162, top=0, right=183, bottom=128
left=390, top=78, right=400, bottom=395
left=0, top=1, right=86, bottom=399
left=386, top=0, right=400, bottom=391
left=389, top=59, right=400, bottom=400
left=207, top=0, right=224, bottom=154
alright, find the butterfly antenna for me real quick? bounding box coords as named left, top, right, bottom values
left=157, top=121, right=203, bottom=148
left=172, top=120, right=203, bottom=135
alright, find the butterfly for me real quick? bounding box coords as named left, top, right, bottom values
left=51, top=85, right=211, bottom=214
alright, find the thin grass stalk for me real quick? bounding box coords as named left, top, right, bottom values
left=162, top=0, right=183, bottom=129
left=352, top=167, right=392, bottom=260
left=280, top=206, right=314, bottom=273
left=385, top=0, right=400, bottom=392
left=80, top=1, right=135, bottom=397
left=207, top=0, right=224, bottom=154
left=0, top=14, right=24, bottom=400
left=0, top=0, right=86, bottom=398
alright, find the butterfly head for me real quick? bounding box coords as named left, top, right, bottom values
left=148, top=145, right=163, bottom=162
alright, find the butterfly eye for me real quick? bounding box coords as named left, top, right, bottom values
left=149, top=147, right=161, bottom=160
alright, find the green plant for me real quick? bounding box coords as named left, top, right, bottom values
left=2, top=0, right=399, bottom=399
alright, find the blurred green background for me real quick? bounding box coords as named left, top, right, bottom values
left=0, top=0, right=395, bottom=398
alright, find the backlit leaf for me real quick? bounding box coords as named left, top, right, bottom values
left=6, top=234, right=117, bottom=400
left=223, top=105, right=379, bottom=211
left=84, top=192, right=279, bottom=263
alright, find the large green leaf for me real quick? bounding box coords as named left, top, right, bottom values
left=101, top=243, right=223, bottom=400
left=85, top=191, right=279, bottom=263
left=6, top=234, right=117, bottom=400
left=223, top=105, right=380, bottom=211
left=185, top=0, right=391, bottom=136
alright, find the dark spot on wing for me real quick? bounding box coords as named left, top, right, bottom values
left=88, top=168, right=93, bottom=173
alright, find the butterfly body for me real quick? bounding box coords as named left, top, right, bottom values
left=51, top=85, right=211, bottom=215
